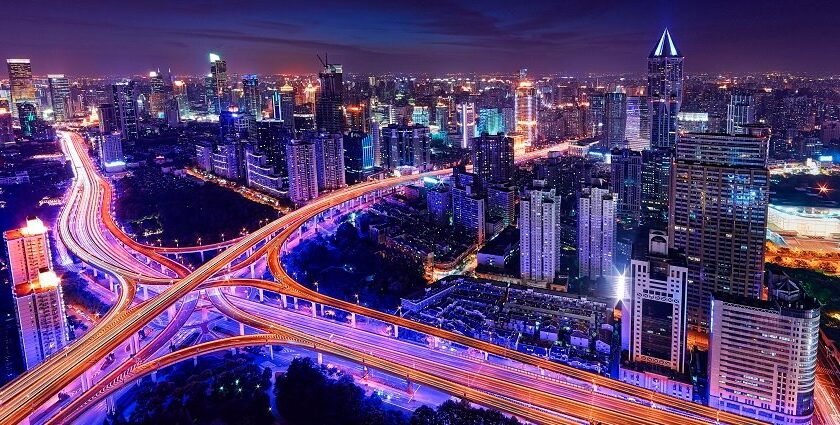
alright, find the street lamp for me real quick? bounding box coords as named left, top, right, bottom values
left=354, top=293, right=360, bottom=305
left=314, top=281, right=319, bottom=293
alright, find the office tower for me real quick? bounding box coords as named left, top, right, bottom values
left=610, top=148, right=642, bottom=222
left=670, top=127, right=770, bottom=330
left=7, top=59, right=37, bottom=117
left=17, top=103, right=38, bottom=137
left=195, top=142, right=214, bottom=172
left=208, top=53, right=229, bottom=114
left=245, top=148, right=284, bottom=198
left=411, top=105, right=430, bottom=126
left=519, top=180, right=561, bottom=284
left=173, top=80, right=190, bottom=119
left=98, top=103, right=117, bottom=134
left=708, top=280, right=819, bottom=424
left=164, top=97, right=180, bottom=127
left=380, top=124, right=431, bottom=171
left=4, top=217, right=51, bottom=286
left=147, top=71, right=167, bottom=118
left=457, top=102, right=476, bottom=149
left=630, top=230, right=688, bottom=373
left=241, top=74, right=260, bottom=118
left=625, top=96, right=648, bottom=151
left=640, top=149, right=670, bottom=227
left=604, top=91, right=627, bottom=149
left=211, top=142, right=241, bottom=180
left=0, top=105, right=12, bottom=145
left=219, top=108, right=243, bottom=141
left=677, top=112, right=709, bottom=134
left=343, top=131, right=374, bottom=184
left=315, top=133, right=345, bottom=191
left=726, top=90, right=755, bottom=135
left=578, top=185, right=616, bottom=280
left=589, top=93, right=605, bottom=137
left=256, top=120, right=292, bottom=186
left=648, top=29, right=683, bottom=149
left=344, top=103, right=369, bottom=133
left=276, top=82, right=296, bottom=129
left=451, top=173, right=485, bottom=244
left=434, top=102, right=449, bottom=131
left=47, top=75, right=71, bottom=121
left=477, top=108, right=503, bottom=136
left=99, top=132, right=125, bottom=172
left=515, top=69, right=538, bottom=146
left=427, top=185, right=451, bottom=226
left=471, top=133, right=514, bottom=187
left=112, top=82, right=139, bottom=141
left=370, top=120, right=382, bottom=167
left=286, top=140, right=319, bottom=204
left=316, top=62, right=344, bottom=133
left=12, top=268, right=69, bottom=370
left=486, top=184, right=516, bottom=227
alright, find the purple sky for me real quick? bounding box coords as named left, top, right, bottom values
left=3, top=0, right=839, bottom=77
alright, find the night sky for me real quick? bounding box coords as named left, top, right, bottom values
left=4, top=0, right=840, bottom=77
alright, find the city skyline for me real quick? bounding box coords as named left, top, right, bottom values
left=4, top=0, right=840, bottom=76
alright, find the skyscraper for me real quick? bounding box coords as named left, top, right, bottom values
left=519, top=180, right=561, bottom=284
left=380, top=124, right=431, bottom=171
left=670, top=126, right=770, bottom=329
left=275, top=82, right=296, bottom=129
left=99, top=132, right=125, bottom=172
left=578, top=185, right=616, bottom=280
left=343, top=131, right=374, bottom=184
left=286, top=139, right=319, bottom=204
left=604, top=91, right=627, bottom=149
left=610, top=147, right=642, bottom=222
left=147, top=71, right=167, bottom=118
left=726, top=90, right=755, bottom=135
left=0, top=106, right=13, bottom=145
left=316, top=62, right=344, bottom=133
left=471, top=133, right=514, bottom=187
left=98, top=103, right=118, bottom=135
left=451, top=169, right=485, bottom=244
left=477, top=108, right=503, bottom=136
left=457, top=102, right=476, bottom=149
left=256, top=119, right=292, bottom=186
left=208, top=53, right=229, bottom=114
left=315, top=133, right=345, bottom=191
left=515, top=69, right=538, bottom=146
left=112, top=82, right=139, bottom=141
left=4, top=217, right=51, bottom=286
left=47, top=75, right=71, bottom=122
left=241, top=74, right=260, bottom=118
left=7, top=59, right=37, bottom=117
left=648, top=29, right=683, bottom=149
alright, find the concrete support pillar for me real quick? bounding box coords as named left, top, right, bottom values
left=200, top=251, right=205, bottom=262
left=151, top=371, right=157, bottom=382
left=230, top=348, right=236, bottom=355
left=393, top=324, right=399, bottom=339
left=80, top=369, right=92, bottom=392
left=350, top=312, right=356, bottom=327
left=319, top=303, right=324, bottom=317
left=311, top=303, right=317, bottom=318
left=193, top=356, right=198, bottom=366
left=142, top=285, right=149, bottom=300
left=105, top=395, right=116, bottom=413
left=109, top=280, right=117, bottom=293
left=250, top=263, right=255, bottom=278
left=483, top=351, right=489, bottom=361
left=292, top=297, right=298, bottom=309
left=239, top=322, right=245, bottom=336
left=280, top=294, right=288, bottom=308
left=258, top=288, right=265, bottom=302
left=267, top=345, right=274, bottom=360
left=93, top=269, right=98, bottom=278
left=160, top=263, right=166, bottom=273
left=130, top=333, right=140, bottom=354
left=317, top=352, right=323, bottom=365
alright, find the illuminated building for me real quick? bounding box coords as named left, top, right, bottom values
left=767, top=205, right=840, bottom=238
left=648, top=29, right=683, bottom=149
left=411, top=105, right=430, bottom=126
left=578, top=185, right=616, bottom=280
left=726, top=90, right=755, bottom=135
left=343, top=131, right=374, bottom=184
left=641, top=148, right=671, bottom=227
left=0, top=105, right=12, bottom=145
left=471, top=133, right=514, bottom=187
left=669, top=126, right=770, bottom=330
left=195, top=142, right=213, bottom=172
left=16, top=103, right=38, bottom=138
left=98, top=103, right=117, bottom=135
left=286, top=139, right=319, bottom=204
left=589, top=93, right=605, bottom=137
left=316, top=62, right=344, bottom=133
left=457, top=102, right=476, bottom=148
left=477, top=108, right=504, bottom=136
left=487, top=184, right=516, bottom=228
left=275, top=82, right=296, bottom=129
left=47, top=75, right=71, bottom=121
left=4, top=217, right=51, bottom=286
left=6, top=59, right=37, bottom=117
left=380, top=124, right=431, bottom=171
left=99, top=132, right=125, bottom=173
left=451, top=168, right=485, bottom=244
left=708, top=279, right=819, bottom=425
left=208, top=53, right=229, bottom=114
left=345, top=104, right=369, bottom=133
left=147, top=71, right=166, bottom=118
left=427, top=184, right=451, bottom=226
left=112, top=82, right=139, bottom=141
left=12, top=269, right=68, bottom=370
left=610, top=147, right=642, bottom=222
left=219, top=108, right=244, bottom=140
left=625, top=95, right=650, bottom=150
left=245, top=148, right=284, bottom=197
left=241, top=74, right=260, bottom=118
left=256, top=119, right=291, bottom=186
left=677, top=112, right=709, bottom=134
left=519, top=180, right=561, bottom=284
left=630, top=230, right=687, bottom=373
left=315, top=133, right=345, bottom=191
left=604, top=91, right=627, bottom=149
left=211, top=142, right=241, bottom=180
left=515, top=70, right=538, bottom=146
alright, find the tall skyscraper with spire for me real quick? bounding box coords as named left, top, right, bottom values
left=643, top=29, right=684, bottom=227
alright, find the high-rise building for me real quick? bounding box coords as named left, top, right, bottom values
left=457, top=102, right=476, bottom=149
left=244, top=148, right=284, bottom=198
left=316, top=62, right=344, bottom=133
left=211, top=142, right=241, bottom=180
left=515, top=69, right=538, bottom=146
left=286, top=139, right=319, bottom=204
left=630, top=230, right=687, bottom=373
left=578, top=185, right=616, bottom=280
left=726, top=90, right=755, bottom=135
left=648, top=29, right=683, bottom=149
left=275, top=82, right=296, bottom=129
left=98, top=103, right=118, bottom=134
left=610, top=148, right=642, bottom=222
left=670, top=126, right=770, bottom=329
left=241, top=74, right=260, bottom=118
left=625, top=96, right=649, bottom=151
left=589, top=93, right=605, bottom=137
left=112, top=82, right=139, bottom=141
left=471, top=133, right=514, bottom=187
left=12, top=269, right=68, bottom=370
left=255, top=119, right=292, bottom=186
left=47, top=75, right=71, bottom=121
left=486, top=184, right=516, bottom=228
left=640, top=148, right=671, bottom=227
left=380, top=124, right=431, bottom=171
left=451, top=171, right=485, bottom=244
left=147, top=71, right=167, bottom=118
left=604, top=91, right=627, bottom=149
left=708, top=280, right=819, bottom=425
left=411, top=105, right=430, bottom=126
left=677, top=112, right=710, bottom=134
left=519, top=180, right=561, bottom=284
left=0, top=105, right=13, bottom=145
left=4, top=217, right=51, bottom=286
left=343, top=131, right=374, bottom=184
left=99, top=132, right=125, bottom=172
left=427, top=185, right=451, bottom=226
left=7, top=59, right=37, bottom=117
left=208, top=53, right=229, bottom=114
left=477, top=108, right=503, bottom=136
left=315, top=133, right=345, bottom=191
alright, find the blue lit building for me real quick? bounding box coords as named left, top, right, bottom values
left=477, top=108, right=504, bottom=136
